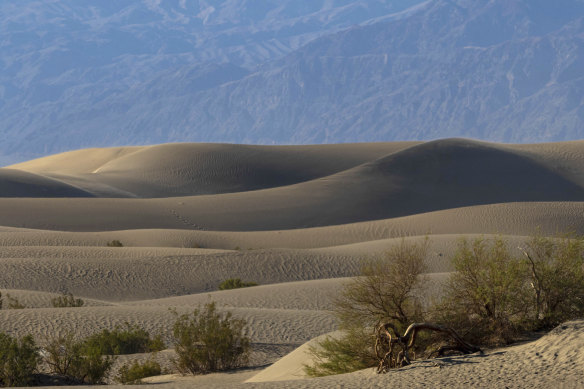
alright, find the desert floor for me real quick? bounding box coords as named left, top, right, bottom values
left=1, top=139, right=584, bottom=388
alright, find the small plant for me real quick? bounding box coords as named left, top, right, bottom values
left=172, top=302, right=250, bottom=375
left=51, top=292, right=84, bottom=308
left=84, top=323, right=165, bottom=355
left=218, top=278, right=258, bottom=290
left=6, top=294, right=25, bottom=309
left=304, top=327, right=376, bottom=377
left=0, top=332, right=40, bottom=387
left=44, top=333, right=114, bottom=385
left=107, top=240, right=124, bottom=247
left=0, top=291, right=2, bottom=310
left=115, top=360, right=162, bottom=384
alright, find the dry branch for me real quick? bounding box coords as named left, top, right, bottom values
left=375, top=321, right=481, bottom=373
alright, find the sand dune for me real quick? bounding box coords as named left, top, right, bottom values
left=2, top=140, right=584, bottom=388
left=2, top=139, right=584, bottom=231
left=9, top=142, right=417, bottom=197
left=0, top=169, right=94, bottom=198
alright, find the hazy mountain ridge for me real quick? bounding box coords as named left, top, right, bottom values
left=1, top=0, right=583, bottom=163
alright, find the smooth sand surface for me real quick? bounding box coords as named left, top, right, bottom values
left=1, top=139, right=584, bottom=388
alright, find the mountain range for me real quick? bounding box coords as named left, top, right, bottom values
left=1, top=0, right=583, bottom=164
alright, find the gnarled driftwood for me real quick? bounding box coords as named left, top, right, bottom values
left=375, top=322, right=482, bottom=373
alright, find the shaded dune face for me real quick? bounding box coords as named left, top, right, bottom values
left=0, top=139, right=584, bottom=231
left=354, top=138, right=584, bottom=216
left=0, top=169, right=94, bottom=198
left=6, top=142, right=418, bottom=198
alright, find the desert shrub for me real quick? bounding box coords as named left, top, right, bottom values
left=0, top=333, right=40, bottom=387
left=115, top=360, right=162, bottom=384
left=6, top=294, right=25, bottom=310
left=305, top=239, right=429, bottom=376
left=107, top=240, right=123, bottom=247
left=218, top=278, right=258, bottom=290
left=0, top=292, right=2, bottom=310
left=522, top=234, right=584, bottom=329
left=335, top=239, right=429, bottom=330
left=44, top=333, right=114, bottom=385
left=51, top=292, right=84, bottom=308
left=84, top=323, right=165, bottom=355
left=172, top=302, right=250, bottom=375
left=304, top=327, right=376, bottom=377
left=435, top=237, right=530, bottom=345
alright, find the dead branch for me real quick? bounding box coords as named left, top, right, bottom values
left=375, top=321, right=481, bottom=373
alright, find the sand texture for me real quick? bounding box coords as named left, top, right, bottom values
left=1, top=139, right=584, bottom=388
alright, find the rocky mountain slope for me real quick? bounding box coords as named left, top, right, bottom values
left=1, top=0, right=583, bottom=163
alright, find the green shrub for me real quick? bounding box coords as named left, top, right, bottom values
left=0, top=333, right=40, bottom=387
left=522, top=234, right=584, bottom=329
left=304, top=328, right=376, bottom=377
left=218, top=278, right=258, bottom=290
left=44, top=333, right=114, bottom=385
left=435, top=237, right=530, bottom=345
left=6, top=294, right=25, bottom=310
left=84, top=323, right=165, bottom=355
left=172, top=302, right=250, bottom=375
left=115, top=360, right=162, bottom=384
left=436, top=235, right=584, bottom=344
left=305, top=239, right=428, bottom=377
left=51, top=293, right=84, bottom=308
left=107, top=240, right=124, bottom=247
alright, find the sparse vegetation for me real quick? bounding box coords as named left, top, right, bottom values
left=522, top=234, right=584, bottom=329
left=106, top=240, right=124, bottom=247
left=218, top=278, right=258, bottom=290
left=305, top=239, right=429, bottom=376
left=306, top=235, right=584, bottom=376
left=115, top=360, right=162, bottom=384
left=172, top=301, right=250, bottom=375
left=51, top=292, right=84, bottom=308
left=44, top=333, right=114, bottom=385
left=435, top=237, right=530, bottom=345
left=6, top=294, right=25, bottom=310
left=84, top=323, right=165, bottom=355
left=0, top=332, right=40, bottom=387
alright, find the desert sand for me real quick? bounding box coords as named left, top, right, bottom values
left=1, top=139, right=583, bottom=388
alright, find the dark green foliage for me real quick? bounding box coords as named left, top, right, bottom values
left=44, top=333, right=114, bottom=385
left=0, top=333, right=40, bottom=387
left=107, top=240, right=124, bottom=247
left=84, top=323, right=165, bottom=355
left=51, top=293, right=84, bottom=308
left=218, top=278, right=258, bottom=290
left=172, top=302, right=250, bottom=375
left=5, top=294, right=25, bottom=310
left=115, top=360, right=162, bottom=384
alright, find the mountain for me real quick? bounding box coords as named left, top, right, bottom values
left=1, top=0, right=583, bottom=163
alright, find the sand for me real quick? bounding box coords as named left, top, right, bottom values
left=1, top=139, right=583, bottom=388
